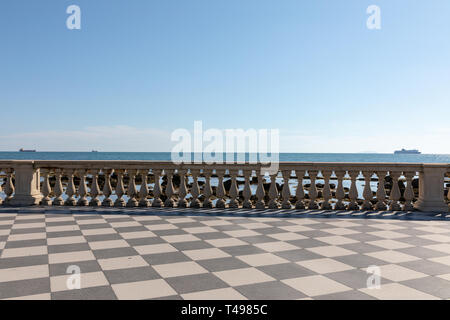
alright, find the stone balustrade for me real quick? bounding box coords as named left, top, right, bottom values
left=0, top=160, right=449, bottom=213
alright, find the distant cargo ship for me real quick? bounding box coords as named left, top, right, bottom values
left=394, top=148, right=421, bottom=155
left=19, top=148, right=36, bottom=152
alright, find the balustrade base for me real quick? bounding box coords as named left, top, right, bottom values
left=9, top=194, right=43, bottom=206
left=414, top=199, right=449, bottom=213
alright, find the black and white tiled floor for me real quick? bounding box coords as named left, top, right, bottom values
left=1, top=207, right=450, bottom=300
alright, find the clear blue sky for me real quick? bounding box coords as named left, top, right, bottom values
left=1, top=0, right=449, bottom=153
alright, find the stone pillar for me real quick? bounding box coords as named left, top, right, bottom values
left=9, top=161, right=42, bottom=206
left=414, top=165, right=448, bottom=213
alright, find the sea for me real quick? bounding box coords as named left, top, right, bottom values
left=1, top=152, right=450, bottom=163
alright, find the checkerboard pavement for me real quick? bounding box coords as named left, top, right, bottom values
left=1, top=207, right=450, bottom=300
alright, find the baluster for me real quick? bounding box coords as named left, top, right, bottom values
left=242, top=170, right=253, bottom=209
left=255, top=172, right=266, bottom=209
left=203, top=169, right=213, bottom=208
left=281, top=170, right=292, bottom=209
left=295, top=170, right=305, bottom=209
left=447, top=175, right=450, bottom=207
left=190, top=169, right=201, bottom=208
left=268, top=173, right=280, bottom=209
left=126, top=169, right=138, bottom=207
left=403, top=171, right=415, bottom=211
left=4, top=169, right=15, bottom=203
left=164, top=169, right=175, bottom=207
left=307, top=170, right=318, bottom=210
left=228, top=170, right=239, bottom=208
left=362, top=171, right=374, bottom=210
left=177, top=169, right=188, bottom=207
left=334, top=170, right=346, bottom=210
left=389, top=171, right=402, bottom=211
left=89, top=170, right=101, bottom=206
left=77, top=170, right=89, bottom=206
left=101, top=169, right=113, bottom=207
left=321, top=170, right=332, bottom=210
left=152, top=169, right=163, bottom=207
left=375, top=171, right=387, bottom=210
left=114, top=169, right=126, bottom=207
left=41, top=169, right=52, bottom=206
left=138, top=169, right=150, bottom=207
left=64, top=169, right=77, bottom=206
left=347, top=170, right=359, bottom=210
left=0, top=169, right=3, bottom=205
left=215, top=170, right=226, bottom=208
left=52, top=169, right=64, bottom=206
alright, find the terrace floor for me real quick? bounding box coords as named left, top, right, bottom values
left=1, top=206, right=450, bottom=300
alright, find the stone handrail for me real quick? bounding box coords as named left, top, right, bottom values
left=0, top=160, right=449, bottom=213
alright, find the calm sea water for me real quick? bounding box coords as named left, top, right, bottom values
left=0, top=152, right=449, bottom=163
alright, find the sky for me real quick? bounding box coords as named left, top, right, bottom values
left=0, top=0, right=449, bottom=153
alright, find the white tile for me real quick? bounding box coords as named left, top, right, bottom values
left=360, top=283, right=439, bottom=300
left=112, top=279, right=176, bottom=300
left=296, top=258, right=354, bottom=274
left=214, top=267, right=274, bottom=286
left=282, top=275, right=351, bottom=297
left=237, top=253, right=288, bottom=267
left=0, top=264, right=49, bottom=283
left=181, top=288, right=247, bottom=300
left=153, top=261, right=208, bottom=278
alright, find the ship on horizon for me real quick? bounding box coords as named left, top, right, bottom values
left=19, top=148, right=36, bottom=152
left=394, top=148, right=421, bottom=155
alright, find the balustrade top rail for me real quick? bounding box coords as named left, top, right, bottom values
left=1, top=160, right=449, bottom=171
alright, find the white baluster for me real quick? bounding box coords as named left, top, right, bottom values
left=4, top=169, right=15, bottom=203
left=228, top=170, right=239, bottom=209
left=190, top=169, right=201, bottom=208
left=203, top=169, right=213, bottom=208
left=114, top=169, right=126, bottom=207
left=164, top=169, right=175, bottom=207
left=255, top=172, right=266, bottom=209
left=347, top=170, right=359, bottom=210
left=77, top=170, right=89, bottom=206
left=178, top=169, right=188, bottom=208
left=295, top=170, right=305, bottom=210
left=375, top=171, right=387, bottom=210
left=362, top=171, right=374, bottom=210
left=216, top=170, right=226, bottom=209
left=64, top=169, right=77, bottom=206
left=403, top=171, right=415, bottom=211
left=152, top=169, right=163, bottom=207
left=281, top=170, right=292, bottom=209
left=126, top=169, right=138, bottom=207
left=321, top=170, right=332, bottom=210
left=138, top=169, right=150, bottom=207
left=447, top=175, right=450, bottom=208
left=41, top=169, right=52, bottom=206
left=0, top=169, right=3, bottom=205
left=268, top=173, right=280, bottom=209
left=242, top=170, right=253, bottom=209
left=89, top=169, right=101, bottom=207
left=52, top=169, right=64, bottom=206
left=334, top=170, right=346, bottom=210
left=307, top=170, right=318, bottom=210
left=101, top=169, right=113, bottom=207
left=389, top=171, right=401, bottom=211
